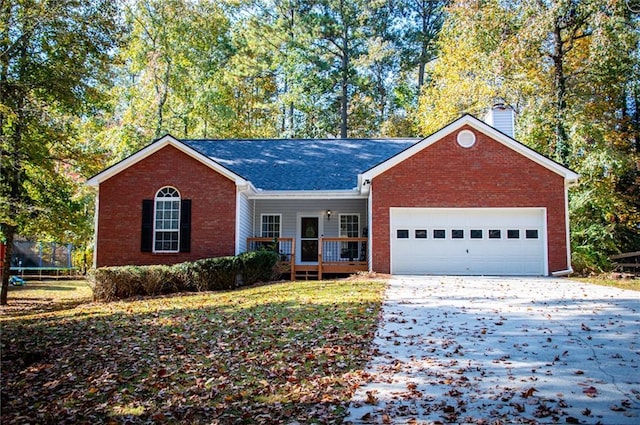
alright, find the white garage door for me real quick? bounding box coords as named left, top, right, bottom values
left=390, top=208, right=547, bottom=275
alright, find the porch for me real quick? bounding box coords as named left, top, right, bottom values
left=247, top=237, right=368, bottom=280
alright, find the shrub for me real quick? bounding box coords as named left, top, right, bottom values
left=238, top=250, right=278, bottom=286
left=91, top=251, right=278, bottom=301
left=191, top=256, right=240, bottom=291
left=170, top=261, right=197, bottom=292
left=91, top=266, right=144, bottom=302
left=141, top=265, right=176, bottom=295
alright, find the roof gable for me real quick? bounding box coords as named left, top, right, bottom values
left=86, top=135, right=248, bottom=187
left=360, top=115, right=579, bottom=184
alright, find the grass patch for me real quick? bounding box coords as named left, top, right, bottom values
left=570, top=276, right=640, bottom=292
left=0, top=280, right=385, bottom=424
left=1, top=280, right=93, bottom=317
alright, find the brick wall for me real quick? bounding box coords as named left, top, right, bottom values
left=96, top=145, right=237, bottom=267
left=371, top=126, right=569, bottom=274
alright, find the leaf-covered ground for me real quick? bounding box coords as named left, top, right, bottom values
left=0, top=280, right=94, bottom=317
left=1, top=280, right=385, bottom=424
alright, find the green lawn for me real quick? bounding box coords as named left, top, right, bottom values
left=0, top=279, right=385, bottom=424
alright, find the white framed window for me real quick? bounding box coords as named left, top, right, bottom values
left=339, top=214, right=359, bottom=238
left=154, top=187, right=180, bottom=252
left=261, top=214, right=281, bottom=238
left=340, top=214, right=360, bottom=260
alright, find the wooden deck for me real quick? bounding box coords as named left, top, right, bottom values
left=247, top=237, right=368, bottom=280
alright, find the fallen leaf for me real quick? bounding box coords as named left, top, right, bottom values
left=365, top=390, right=378, bottom=405
left=583, top=386, right=598, bottom=397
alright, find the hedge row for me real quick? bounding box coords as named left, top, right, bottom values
left=91, top=251, right=279, bottom=302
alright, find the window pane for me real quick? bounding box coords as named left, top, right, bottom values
left=507, top=229, right=520, bottom=239
left=526, top=229, right=539, bottom=239
left=433, top=229, right=445, bottom=239
left=261, top=215, right=280, bottom=238
left=452, top=229, right=464, bottom=239
left=158, top=187, right=179, bottom=198
left=155, top=231, right=178, bottom=251
left=340, top=215, right=359, bottom=237
left=415, top=229, right=427, bottom=239
left=154, top=187, right=180, bottom=252
left=470, top=229, right=483, bottom=239
left=489, top=229, right=501, bottom=239
left=397, top=229, right=409, bottom=239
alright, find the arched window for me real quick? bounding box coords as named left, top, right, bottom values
left=154, top=187, right=181, bottom=252
left=141, top=187, right=191, bottom=254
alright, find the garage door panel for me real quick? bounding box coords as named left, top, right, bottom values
left=390, top=208, right=546, bottom=276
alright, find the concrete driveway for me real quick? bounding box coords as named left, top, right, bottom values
left=345, top=276, right=640, bottom=424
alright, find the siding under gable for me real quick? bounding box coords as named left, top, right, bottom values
left=237, top=189, right=254, bottom=254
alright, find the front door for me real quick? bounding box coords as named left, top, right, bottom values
left=300, top=216, right=319, bottom=262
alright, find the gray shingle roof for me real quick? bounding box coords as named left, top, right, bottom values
left=182, top=138, right=419, bottom=191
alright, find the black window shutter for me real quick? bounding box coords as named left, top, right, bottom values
left=141, top=199, right=153, bottom=252
left=180, top=199, right=191, bottom=252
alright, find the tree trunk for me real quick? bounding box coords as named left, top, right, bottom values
left=340, top=28, right=349, bottom=138
left=341, top=73, right=348, bottom=138
left=155, top=58, right=171, bottom=138
left=634, top=84, right=640, bottom=152
left=552, top=21, right=569, bottom=165
left=1, top=227, right=14, bottom=305
left=418, top=61, right=425, bottom=92
left=418, top=0, right=428, bottom=92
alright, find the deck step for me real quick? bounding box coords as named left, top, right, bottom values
left=295, top=270, right=319, bottom=281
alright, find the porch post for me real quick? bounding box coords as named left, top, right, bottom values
left=317, top=237, right=323, bottom=280
left=290, top=239, right=296, bottom=281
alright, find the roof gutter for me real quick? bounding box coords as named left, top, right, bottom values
left=247, top=189, right=366, bottom=200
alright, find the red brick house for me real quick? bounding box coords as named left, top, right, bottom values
left=87, top=112, right=578, bottom=277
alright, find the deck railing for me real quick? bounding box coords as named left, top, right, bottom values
left=246, top=236, right=367, bottom=280
left=318, top=237, right=368, bottom=278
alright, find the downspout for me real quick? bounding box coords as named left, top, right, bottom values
left=235, top=186, right=241, bottom=255
left=367, top=183, right=373, bottom=273
left=555, top=179, right=575, bottom=276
